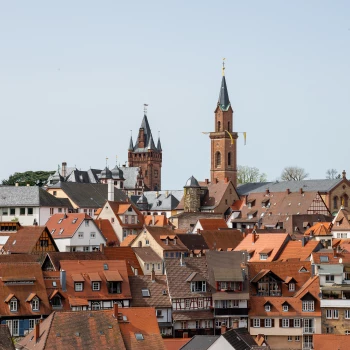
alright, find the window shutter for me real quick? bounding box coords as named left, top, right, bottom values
left=289, top=319, right=293, bottom=328
left=279, top=319, right=282, bottom=327
left=272, top=319, right=275, bottom=327
left=250, top=319, right=253, bottom=327
left=261, top=319, right=265, bottom=328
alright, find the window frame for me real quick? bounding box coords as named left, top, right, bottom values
left=75, top=282, right=84, bottom=292
left=265, top=318, right=272, bottom=328
left=10, top=298, right=18, bottom=312
left=92, top=281, right=100, bottom=291
left=253, top=318, right=260, bottom=328
left=282, top=318, right=289, bottom=328
left=31, top=297, right=40, bottom=311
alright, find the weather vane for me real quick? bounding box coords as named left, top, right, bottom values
left=222, top=58, right=226, bottom=76
left=144, top=103, right=148, bottom=115
left=106, top=157, right=108, bottom=168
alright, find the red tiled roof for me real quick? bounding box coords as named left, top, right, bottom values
left=277, top=240, right=321, bottom=261
left=197, top=218, right=228, bottom=230
left=163, top=338, right=191, bottom=350
left=144, top=215, right=169, bottom=226
left=313, top=334, right=350, bottom=350
left=200, top=229, right=243, bottom=251
left=120, top=235, right=137, bottom=247
left=304, top=222, right=332, bottom=236
left=94, top=218, right=119, bottom=244
left=312, top=250, right=350, bottom=264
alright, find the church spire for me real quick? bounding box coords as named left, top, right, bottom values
left=128, top=134, right=134, bottom=151
left=218, top=59, right=230, bottom=111
left=157, top=131, right=162, bottom=151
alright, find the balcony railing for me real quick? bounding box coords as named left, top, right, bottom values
left=214, top=308, right=248, bottom=316
left=302, top=342, right=313, bottom=349
left=303, top=327, right=315, bottom=334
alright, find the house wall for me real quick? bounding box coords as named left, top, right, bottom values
left=46, top=188, right=79, bottom=209
left=208, top=336, right=233, bottom=350
left=262, top=335, right=302, bottom=350
left=97, top=204, right=122, bottom=242
left=131, top=229, right=164, bottom=258
left=321, top=307, right=350, bottom=334
left=137, top=256, right=163, bottom=275
left=328, top=180, right=350, bottom=214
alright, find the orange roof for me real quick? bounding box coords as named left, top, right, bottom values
left=200, top=229, right=243, bottom=250
left=106, top=201, right=144, bottom=228
left=197, top=218, right=228, bottom=230
left=163, top=338, right=191, bottom=350
left=231, top=199, right=244, bottom=211
left=234, top=233, right=290, bottom=262
left=312, top=250, right=350, bottom=264
left=46, top=213, right=96, bottom=239
left=120, top=235, right=137, bottom=247
left=94, top=218, right=119, bottom=244
left=313, top=334, right=350, bottom=350
left=277, top=240, right=321, bottom=261
left=144, top=215, right=169, bottom=226
left=119, top=307, right=166, bottom=350
left=304, top=222, right=332, bottom=236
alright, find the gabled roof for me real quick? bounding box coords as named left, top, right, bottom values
left=118, top=307, right=166, bottom=350
left=17, top=310, right=127, bottom=350
left=2, top=226, right=59, bottom=254
left=222, top=328, right=263, bottom=350
left=313, top=334, right=350, bottom=350
left=196, top=218, right=228, bottom=231
left=200, top=230, right=243, bottom=251
left=234, top=233, right=290, bottom=262
left=129, top=275, right=171, bottom=307
left=106, top=201, right=144, bottom=227
left=312, top=249, right=350, bottom=264
left=144, top=215, right=169, bottom=226
left=277, top=240, right=321, bottom=261
left=332, top=207, right=350, bottom=230
left=132, top=247, right=162, bottom=263
left=144, top=227, right=188, bottom=252
left=218, top=75, right=230, bottom=111
left=94, top=218, right=119, bottom=244
left=120, top=234, right=137, bottom=247
left=304, top=222, right=332, bottom=236
left=0, top=186, right=71, bottom=208
left=175, top=234, right=209, bottom=251
left=137, top=191, right=183, bottom=212
left=200, top=180, right=238, bottom=209
left=179, top=335, right=219, bottom=350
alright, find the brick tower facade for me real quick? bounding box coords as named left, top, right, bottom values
left=128, top=114, right=162, bottom=191
left=209, top=66, right=238, bottom=187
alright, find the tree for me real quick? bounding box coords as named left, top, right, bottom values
left=237, top=165, right=267, bottom=184
left=1, top=171, right=54, bottom=186
left=281, top=166, right=308, bottom=181
left=326, top=169, right=341, bottom=179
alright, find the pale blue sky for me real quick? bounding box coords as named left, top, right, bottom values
left=1, top=1, right=349, bottom=189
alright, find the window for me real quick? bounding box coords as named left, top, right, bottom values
left=294, top=319, right=301, bottom=327
left=91, top=302, right=101, bottom=310
left=32, top=298, right=39, bottom=311
left=10, top=299, right=17, bottom=312
left=92, top=282, right=100, bottom=291
left=146, top=263, right=150, bottom=271
left=302, top=300, right=314, bottom=311
left=90, top=233, right=96, bottom=239
left=265, top=318, right=272, bottom=327
left=2, top=208, right=8, bottom=215
left=253, top=319, right=260, bottom=328
left=185, top=299, right=190, bottom=309
left=51, top=296, right=62, bottom=308
left=156, top=309, right=162, bottom=317
left=181, top=321, right=187, bottom=329
left=260, top=253, right=268, bottom=260
left=83, top=246, right=89, bottom=252
left=334, top=196, right=339, bottom=209
left=107, top=281, right=121, bottom=294
left=78, top=232, right=84, bottom=239
left=50, top=208, right=54, bottom=215
left=215, top=152, right=221, bottom=168
left=282, top=319, right=289, bottom=328
left=85, top=220, right=89, bottom=227
left=198, top=299, right=204, bottom=308
left=288, top=336, right=292, bottom=342
left=28, top=208, right=33, bottom=215
left=154, top=170, right=158, bottom=178
left=295, top=336, right=300, bottom=341
left=191, top=281, right=206, bottom=292
left=125, top=216, right=129, bottom=224
left=326, top=327, right=333, bottom=334
left=327, top=309, right=339, bottom=319
left=289, top=283, right=295, bottom=291
left=326, top=275, right=335, bottom=282
left=40, top=239, right=48, bottom=247
left=145, top=239, right=150, bottom=245
left=334, top=309, right=339, bottom=319
left=29, top=319, right=35, bottom=330
left=217, top=121, right=221, bottom=132
left=228, top=152, right=231, bottom=166
left=265, top=305, right=271, bottom=312
left=320, top=256, right=329, bottom=262
left=20, top=208, right=25, bottom=215
left=10, top=208, right=15, bottom=215
left=12, top=320, right=19, bottom=336
left=75, top=282, right=83, bottom=292
left=345, top=310, right=350, bottom=319
left=157, top=263, right=161, bottom=270
left=283, top=305, right=289, bottom=312
left=141, top=289, right=150, bottom=297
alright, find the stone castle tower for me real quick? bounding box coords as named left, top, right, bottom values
left=209, top=64, right=238, bottom=187
left=183, top=176, right=201, bottom=212
left=128, top=114, right=162, bottom=191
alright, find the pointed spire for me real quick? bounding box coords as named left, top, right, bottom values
left=147, top=134, right=156, bottom=150
left=218, top=59, right=230, bottom=111
left=128, top=135, right=134, bottom=151
left=157, top=131, right=162, bottom=151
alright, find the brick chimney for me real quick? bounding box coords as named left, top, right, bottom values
left=34, top=322, right=40, bottom=342
left=151, top=268, right=155, bottom=282
left=62, top=162, right=67, bottom=178
left=221, top=325, right=227, bottom=334
left=286, top=188, right=290, bottom=194
left=343, top=170, right=347, bottom=179
left=113, top=303, right=119, bottom=318
left=224, top=177, right=229, bottom=184
left=205, top=179, right=209, bottom=185
left=252, top=232, right=256, bottom=244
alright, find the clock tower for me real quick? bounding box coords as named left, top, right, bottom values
left=209, top=63, right=238, bottom=187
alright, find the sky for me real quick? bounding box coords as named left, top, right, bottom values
left=0, top=1, right=349, bottom=190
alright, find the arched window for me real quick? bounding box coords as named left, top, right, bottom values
left=333, top=196, right=339, bottom=209
left=217, top=121, right=221, bottom=132
left=215, top=152, right=221, bottom=168
left=228, top=121, right=231, bottom=131
left=341, top=194, right=349, bottom=207
left=228, top=152, right=232, bottom=166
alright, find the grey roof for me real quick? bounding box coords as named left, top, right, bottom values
left=136, top=191, right=183, bottom=211
left=0, top=186, right=72, bottom=208
left=237, top=179, right=342, bottom=196
left=180, top=335, right=219, bottom=350
left=121, top=167, right=141, bottom=190
left=184, top=176, right=200, bottom=188
left=47, top=170, right=63, bottom=185
left=222, top=328, right=262, bottom=350
left=318, top=264, right=343, bottom=275
left=128, top=136, right=134, bottom=151
left=100, top=167, right=112, bottom=180
left=111, top=165, right=124, bottom=180
left=133, top=115, right=157, bottom=152
left=65, top=169, right=101, bottom=184
left=47, top=182, right=127, bottom=208
left=0, top=324, right=15, bottom=350
left=218, top=75, right=230, bottom=111
left=147, top=134, right=156, bottom=150
left=157, top=137, right=162, bottom=151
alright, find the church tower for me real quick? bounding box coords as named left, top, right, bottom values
left=209, top=62, right=238, bottom=187
left=128, top=112, right=162, bottom=191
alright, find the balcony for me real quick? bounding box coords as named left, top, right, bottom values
left=303, top=327, right=315, bottom=334
left=302, top=342, right=313, bottom=350
left=214, top=308, right=248, bottom=316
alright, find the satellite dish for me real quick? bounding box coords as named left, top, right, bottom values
left=339, top=258, right=343, bottom=264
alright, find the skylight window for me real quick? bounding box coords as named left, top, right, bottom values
left=59, top=229, right=64, bottom=234
left=51, top=229, right=56, bottom=234
left=58, top=219, right=63, bottom=224
left=103, top=264, right=109, bottom=270
left=141, top=288, right=150, bottom=297
left=320, top=256, right=329, bottom=263
left=135, top=333, right=144, bottom=340
left=52, top=281, right=57, bottom=287
left=72, top=218, right=78, bottom=224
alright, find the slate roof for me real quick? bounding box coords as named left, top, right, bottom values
left=17, top=310, right=127, bottom=350
left=0, top=186, right=71, bottom=208
left=218, top=75, right=230, bottom=111
left=136, top=191, right=183, bottom=211
left=0, top=324, right=15, bottom=350
left=132, top=115, right=158, bottom=153
left=165, top=256, right=212, bottom=299
left=237, top=179, right=342, bottom=196
left=129, top=275, right=171, bottom=307
left=200, top=229, right=243, bottom=251
left=223, top=328, right=262, bottom=350
left=180, top=335, right=219, bottom=350
left=48, top=182, right=127, bottom=208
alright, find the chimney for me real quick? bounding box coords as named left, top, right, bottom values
left=205, top=179, right=209, bottom=184
left=15, top=183, right=19, bottom=187
left=107, top=179, right=114, bottom=202
left=252, top=232, right=256, bottom=244
left=243, top=231, right=247, bottom=238
left=221, top=325, right=227, bottom=334
left=301, top=237, right=306, bottom=247
left=113, top=303, right=119, bottom=318
left=99, top=243, right=105, bottom=253
left=224, top=177, right=229, bottom=184
left=183, top=332, right=189, bottom=338
left=343, top=170, right=347, bottom=179
left=215, top=178, right=219, bottom=184
left=232, top=319, right=239, bottom=329
left=62, top=162, right=67, bottom=178
left=152, top=215, right=155, bottom=226
left=299, top=188, right=303, bottom=194
left=60, top=270, right=67, bottom=292
left=34, top=322, right=40, bottom=342
left=286, top=188, right=290, bottom=194
left=151, top=268, right=155, bottom=282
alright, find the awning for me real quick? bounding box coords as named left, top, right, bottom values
left=4, top=293, right=15, bottom=303
left=26, top=293, right=37, bottom=302
left=88, top=273, right=102, bottom=282
left=71, top=273, right=85, bottom=282
left=212, top=292, right=249, bottom=301
left=103, top=270, right=123, bottom=282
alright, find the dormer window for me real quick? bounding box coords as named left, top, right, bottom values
left=92, top=282, right=100, bottom=291
left=32, top=297, right=40, bottom=311
left=289, top=283, right=295, bottom=291
left=260, top=253, right=268, bottom=260
left=265, top=304, right=271, bottom=312
left=75, top=282, right=84, bottom=292
left=191, top=281, right=206, bottom=292
left=165, top=238, right=169, bottom=245
left=283, top=305, right=289, bottom=312
left=302, top=300, right=314, bottom=312
left=10, top=298, right=18, bottom=312
left=173, top=238, right=177, bottom=245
